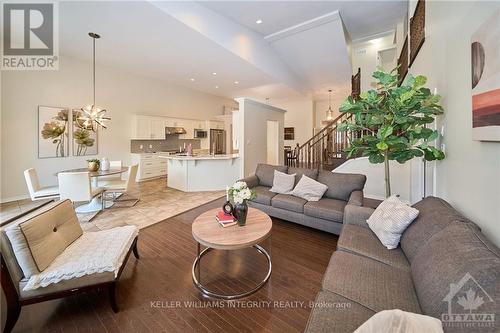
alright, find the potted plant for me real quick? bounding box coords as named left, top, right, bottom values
left=87, top=159, right=100, bottom=172
left=228, top=181, right=256, bottom=226
left=338, top=68, right=445, bottom=197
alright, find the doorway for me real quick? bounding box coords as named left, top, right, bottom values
left=266, top=120, right=279, bottom=165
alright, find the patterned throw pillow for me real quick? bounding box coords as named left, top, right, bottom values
left=289, top=175, right=328, bottom=201
left=367, top=195, right=419, bottom=249
left=270, top=170, right=296, bottom=194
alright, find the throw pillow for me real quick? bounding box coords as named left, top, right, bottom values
left=367, top=195, right=419, bottom=250
left=20, top=200, right=83, bottom=271
left=354, top=309, right=443, bottom=333
left=270, top=170, right=296, bottom=194
left=289, top=175, right=328, bottom=201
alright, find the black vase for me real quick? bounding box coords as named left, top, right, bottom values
left=233, top=202, right=248, bottom=226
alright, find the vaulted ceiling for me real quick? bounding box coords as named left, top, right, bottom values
left=59, top=1, right=407, bottom=101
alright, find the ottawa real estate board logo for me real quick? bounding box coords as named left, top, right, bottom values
left=2, top=2, right=58, bottom=70
left=442, top=273, right=495, bottom=329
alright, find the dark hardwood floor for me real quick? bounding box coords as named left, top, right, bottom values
left=10, top=198, right=338, bottom=333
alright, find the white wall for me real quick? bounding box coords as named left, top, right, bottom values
left=237, top=98, right=285, bottom=177
left=1, top=56, right=236, bottom=201
left=313, top=97, right=345, bottom=131
left=271, top=98, right=314, bottom=146
left=351, top=34, right=396, bottom=92
left=408, top=0, right=500, bottom=246
left=334, top=157, right=412, bottom=202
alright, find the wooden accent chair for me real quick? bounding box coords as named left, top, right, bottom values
left=0, top=200, right=139, bottom=333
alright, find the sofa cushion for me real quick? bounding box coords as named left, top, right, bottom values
left=289, top=175, right=328, bottom=201
left=288, top=166, right=319, bottom=185
left=317, top=171, right=367, bottom=201
left=353, top=309, right=443, bottom=333
left=411, top=222, right=500, bottom=320
left=251, top=186, right=277, bottom=206
left=19, top=200, right=83, bottom=271
left=401, top=196, right=478, bottom=263
left=367, top=195, right=420, bottom=250
left=255, top=164, right=288, bottom=187
left=22, top=226, right=138, bottom=291
left=271, top=194, right=307, bottom=213
left=304, top=198, right=346, bottom=223
left=305, top=290, right=375, bottom=333
left=337, top=224, right=410, bottom=271
left=3, top=200, right=77, bottom=278
left=269, top=170, right=296, bottom=194
left=323, top=251, right=421, bottom=313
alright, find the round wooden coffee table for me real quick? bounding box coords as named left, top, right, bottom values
left=192, top=207, right=272, bottom=300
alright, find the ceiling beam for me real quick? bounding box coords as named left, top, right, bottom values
left=149, top=1, right=306, bottom=95
left=264, top=11, right=340, bottom=42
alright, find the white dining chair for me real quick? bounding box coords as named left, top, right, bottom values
left=24, top=168, right=59, bottom=201
left=58, top=171, right=105, bottom=219
left=101, top=164, right=140, bottom=207
left=99, top=160, right=123, bottom=182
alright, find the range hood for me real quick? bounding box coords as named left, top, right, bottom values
left=165, top=127, right=187, bottom=135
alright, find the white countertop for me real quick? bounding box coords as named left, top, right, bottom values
left=158, top=154, right=239, bottom=161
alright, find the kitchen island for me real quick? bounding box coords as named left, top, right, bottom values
left=159, top=154, right=240, bottom=192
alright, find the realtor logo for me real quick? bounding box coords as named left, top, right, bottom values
left=1, top=2, right=58, bottom=70
left=442, top=273, right=495, bottom=329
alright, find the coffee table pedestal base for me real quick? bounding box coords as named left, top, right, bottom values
left=192, top=244, right=272, bottom=300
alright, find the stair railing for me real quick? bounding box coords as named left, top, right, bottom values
left=296, top=112, right=356, bottom=169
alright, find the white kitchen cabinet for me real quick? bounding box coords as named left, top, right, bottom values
left=208, top=121, right=224, bottom=130
left=131, top=153, right=168, bottom=181
left=132, top=115, right=166, bottom=140
left=132, top=115, right=153, bottom=139
left=151, top=117, right=166, bottom=139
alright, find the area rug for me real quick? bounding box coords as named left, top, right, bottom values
left=77, top=181, right=225, bottom=232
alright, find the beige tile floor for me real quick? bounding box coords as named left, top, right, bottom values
left=1, top=178, right=225, bottom=231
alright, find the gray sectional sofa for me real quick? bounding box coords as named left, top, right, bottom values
left=241, top=164, right=367, bottom=235
left=306, top=196, right=500, bottom=332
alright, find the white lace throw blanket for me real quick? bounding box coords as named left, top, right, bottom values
left=23, top=226, right=138, bottom=291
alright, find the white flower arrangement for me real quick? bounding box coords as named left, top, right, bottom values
left=227, top=181, right=256, bottom=205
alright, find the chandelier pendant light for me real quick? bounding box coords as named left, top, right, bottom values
left=79, top=32, right=110, bottom=132
left=326, top=89, right=334, bottom=121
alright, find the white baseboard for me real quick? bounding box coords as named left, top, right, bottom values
left=1, top=194, right=30, bottom=203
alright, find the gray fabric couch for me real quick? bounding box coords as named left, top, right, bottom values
left=306, top=196, right=500, bottom=332
left=240, top=164, right=367, bottom=235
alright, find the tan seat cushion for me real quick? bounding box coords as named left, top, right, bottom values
left=19, top=200, right=83, bottom=271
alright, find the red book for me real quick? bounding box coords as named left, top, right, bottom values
left=216, top=211, right=235, bottom=223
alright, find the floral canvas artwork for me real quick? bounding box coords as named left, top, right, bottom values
left=38, top=106, right=69, bottom=158
left=471, top=9, right=500, bottom=141
left=72, top=109, right=98, bottom=156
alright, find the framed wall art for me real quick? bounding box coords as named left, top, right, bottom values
left=471, top=9, right=500, bottom=141
left=72, top=109, right=98, bottom=156
left=38, top=106, right=69, bottom=158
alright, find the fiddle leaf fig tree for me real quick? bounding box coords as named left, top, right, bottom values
left=337, top=68, right=445, bottom=197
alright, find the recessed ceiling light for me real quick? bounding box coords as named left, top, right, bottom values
left=215, top=85, right=219, bottom=89
left=234, top=81, right=239, bottom=84
left=256, top=19, right=263, bottom=24
left=212, top=72, right=217, bottom=75
left=190, top=78, right=195, bottom=82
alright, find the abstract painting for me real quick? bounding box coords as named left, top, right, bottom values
left=38, top=106, right=69, bottom=158
left=72, top=109, right=98, bottom=156
left=471, top=9, right=500, bottom=141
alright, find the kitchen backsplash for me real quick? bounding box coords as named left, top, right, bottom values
left=131, top=139, right=201, bottom=153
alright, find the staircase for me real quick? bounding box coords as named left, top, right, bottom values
left=295, top=68, right=362, bottom=171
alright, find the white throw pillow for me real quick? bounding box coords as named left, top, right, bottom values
left=354, top=309, right=443, bottom=333
left=289, top=175, right=328, bottom=201
left=367, top=195, right=419, bottom=249
left=270, top=170, right=296, bottom=194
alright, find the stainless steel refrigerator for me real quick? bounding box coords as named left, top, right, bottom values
left=210, top=129, right=226, bottom=155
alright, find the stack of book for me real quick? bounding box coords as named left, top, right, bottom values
left=215, top=211, right=237, bottom=227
